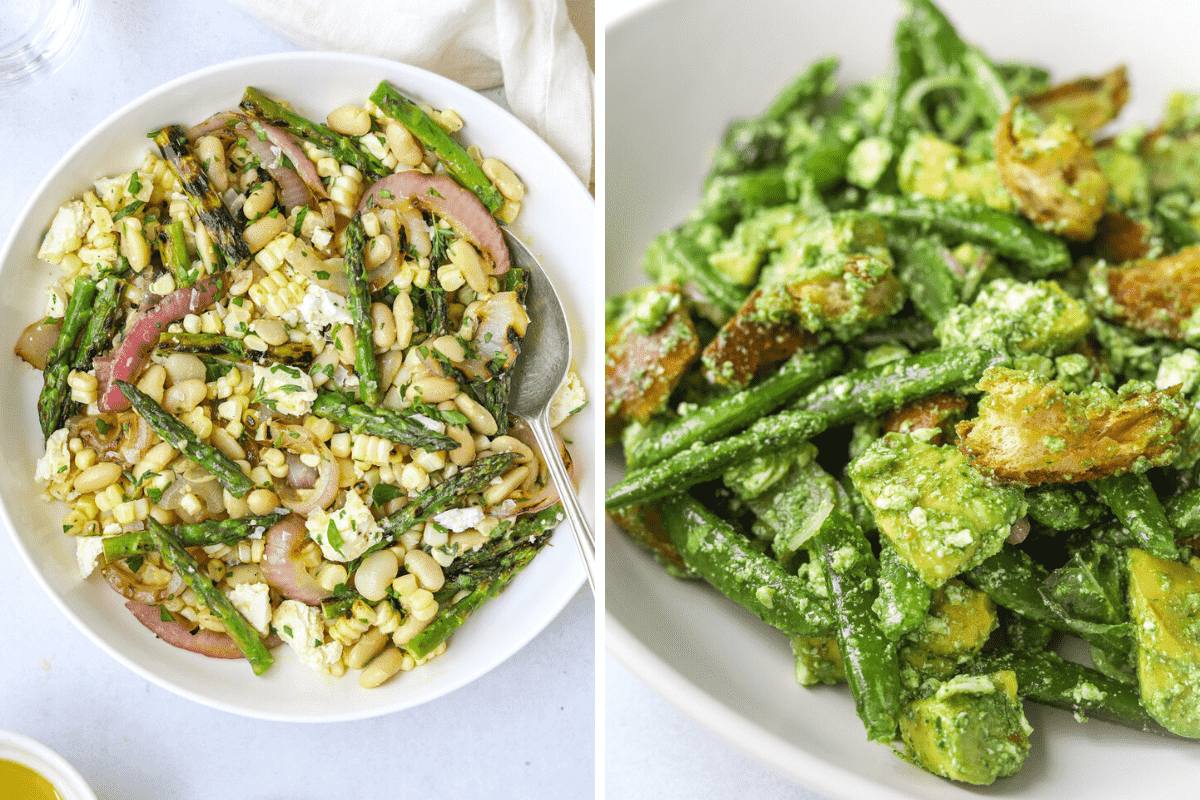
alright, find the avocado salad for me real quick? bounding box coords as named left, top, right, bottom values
left=606, top=0, right=1200, bottom=786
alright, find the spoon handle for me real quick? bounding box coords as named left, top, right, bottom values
left=526, top=411, right=595, bottom=592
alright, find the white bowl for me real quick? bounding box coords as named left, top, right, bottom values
left=0, top=52, right=593, bottom=721
left=607, top=0, right=1200, bottom=796
left=0, top=730, right=96, bottom=800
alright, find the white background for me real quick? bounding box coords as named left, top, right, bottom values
left=0, top=2, right=595, bottom=798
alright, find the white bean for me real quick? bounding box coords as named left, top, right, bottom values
left=404, top=549, right=444, bottom=592
left=74, top=462, right=123, bottom=494
left=327, top=105, right=372, bottom=137
left=355, top=550, right=400, bottom=602
left=163, top=353, right=206, bottom=386
left=359, top=646, right=404, bottom=688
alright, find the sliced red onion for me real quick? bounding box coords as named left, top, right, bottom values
left=98, top=273, right=227, bottom=412
left=261, top=514, right=331, bottom=605
left=1007, top=517, right=1031, bottom=545
left=186, top=111, right=242, bottom=141
left=494, top=418, right=574, bottom=516
left=357, top=172, right=510, bottom=274
left=458, top=291, right=528, bottom=381
left=126, top=600, right=281, bottom=660
left=15, top=318, right=62, bottom=370
left=257, top=121, right=328, bottom=201
left=273, top=425, right=338, bottom=514
left=940, top=248, right=966, bottom=279
left=102, top=564, right=169, bottom=603
left=235, top=123, right=312, bottom=212
left=286, top=451, right=318, bottom=490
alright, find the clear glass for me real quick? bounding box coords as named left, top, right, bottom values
left=0, top=0, right=91, bottom=94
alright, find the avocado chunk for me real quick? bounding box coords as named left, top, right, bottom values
left=935, top=277, right=1090, bottom=359
left=899, top=671, right=1033, bottom=785
left=899, top=580, right=998, bottom=684
left=1127, top=547, right=1200, bottom=737
left=897, top=133, right=1015, bottom=213
left=708, top=204, right=810, bottom=287
left=905, top=579, right=998, bottom=658
left=790, top=634, right=846, bottom=686
left=849, top=432, right=1025, bottom=587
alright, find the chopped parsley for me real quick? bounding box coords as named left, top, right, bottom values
left=326, top=518, right=345, bottom=555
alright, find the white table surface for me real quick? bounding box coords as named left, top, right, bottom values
left=0, top=2, right=595, bottom=799
left=598, top=0, right=834, bottom=796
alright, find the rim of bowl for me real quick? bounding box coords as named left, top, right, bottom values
left=0, top=50, right=589, bottom=722
left=0, top=730, right=97, bottom=800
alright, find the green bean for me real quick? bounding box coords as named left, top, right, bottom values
left=814, top=507, right=901, bottom=741
left=766, top=55, right=839, bottom=121
left=624, top=345, right=843, bottom=470
left=788, top=345, right=1000, bottom=425
left=874, top=539, right=933, bottom=640
left=1167, top=487, right=1200, bottom=538
left=1003, top=610, right=1055, bottom=652
left=971, top=649, right=1155, bottom=730
left=606, top=408, right=825, bottom=509
left=1025, top=484, right=1108, bottom=532
left=660, top=494, right=834, bottom=636
left=645, top=228, right=748, bottom=323
left=146, top=517, right=274, bottom=675
left=608, top=346, right=996, bottom=509
left=896, top=238, right=961, bottom=325
left=867, top=195, right=1071, bottom=276
left=1092, top=473, right=1179, bottom=560
left=1156, top=194, right=1200, bottom=250
left=696, top=167, right=791, bottom=230
left=116, top=380, right=255, bottom=498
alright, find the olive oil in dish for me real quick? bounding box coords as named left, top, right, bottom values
left=0, top=758, right=62, bottom=800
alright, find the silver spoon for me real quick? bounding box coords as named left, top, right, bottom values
left=504, top=230, right=596, bottom=591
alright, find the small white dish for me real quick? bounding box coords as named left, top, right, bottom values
left=0, top=730, right=96, bottom=800
left=0, top=51, right=593, bottom=721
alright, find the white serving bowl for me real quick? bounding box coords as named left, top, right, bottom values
left=0, top=52, right=592, bottom=721
left=607, top=0, right=1200, bottom=796
left=0, top=730, right=96, bottom=800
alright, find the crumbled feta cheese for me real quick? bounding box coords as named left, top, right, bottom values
left=222, top=303, right=253, bottom=338
left=227, top=581, right=272, bottom=636
left=76, top=537, right=105, bottom=579
left=310, top=227, right=333, bottom=250
left=37, top=200, right=89, bottom=265
left=433, top=506, right=485, bottom=533
left=35, top=428, right=71, bottom=485
left=548, top=369, right=587, bottom=429
left=305, top=490, right=381, bottom=561
left=252, top=362, right=318, bottom=417
left=272, top=599, right=343, bottom=674
left=44, top=284, right=67, bottom=318
left=287, top=282, right=352, bottom=333
left=93, top=175, right=128, bottom=211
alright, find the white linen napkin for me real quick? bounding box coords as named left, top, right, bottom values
left=229, top=0, right=594, bottom=187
